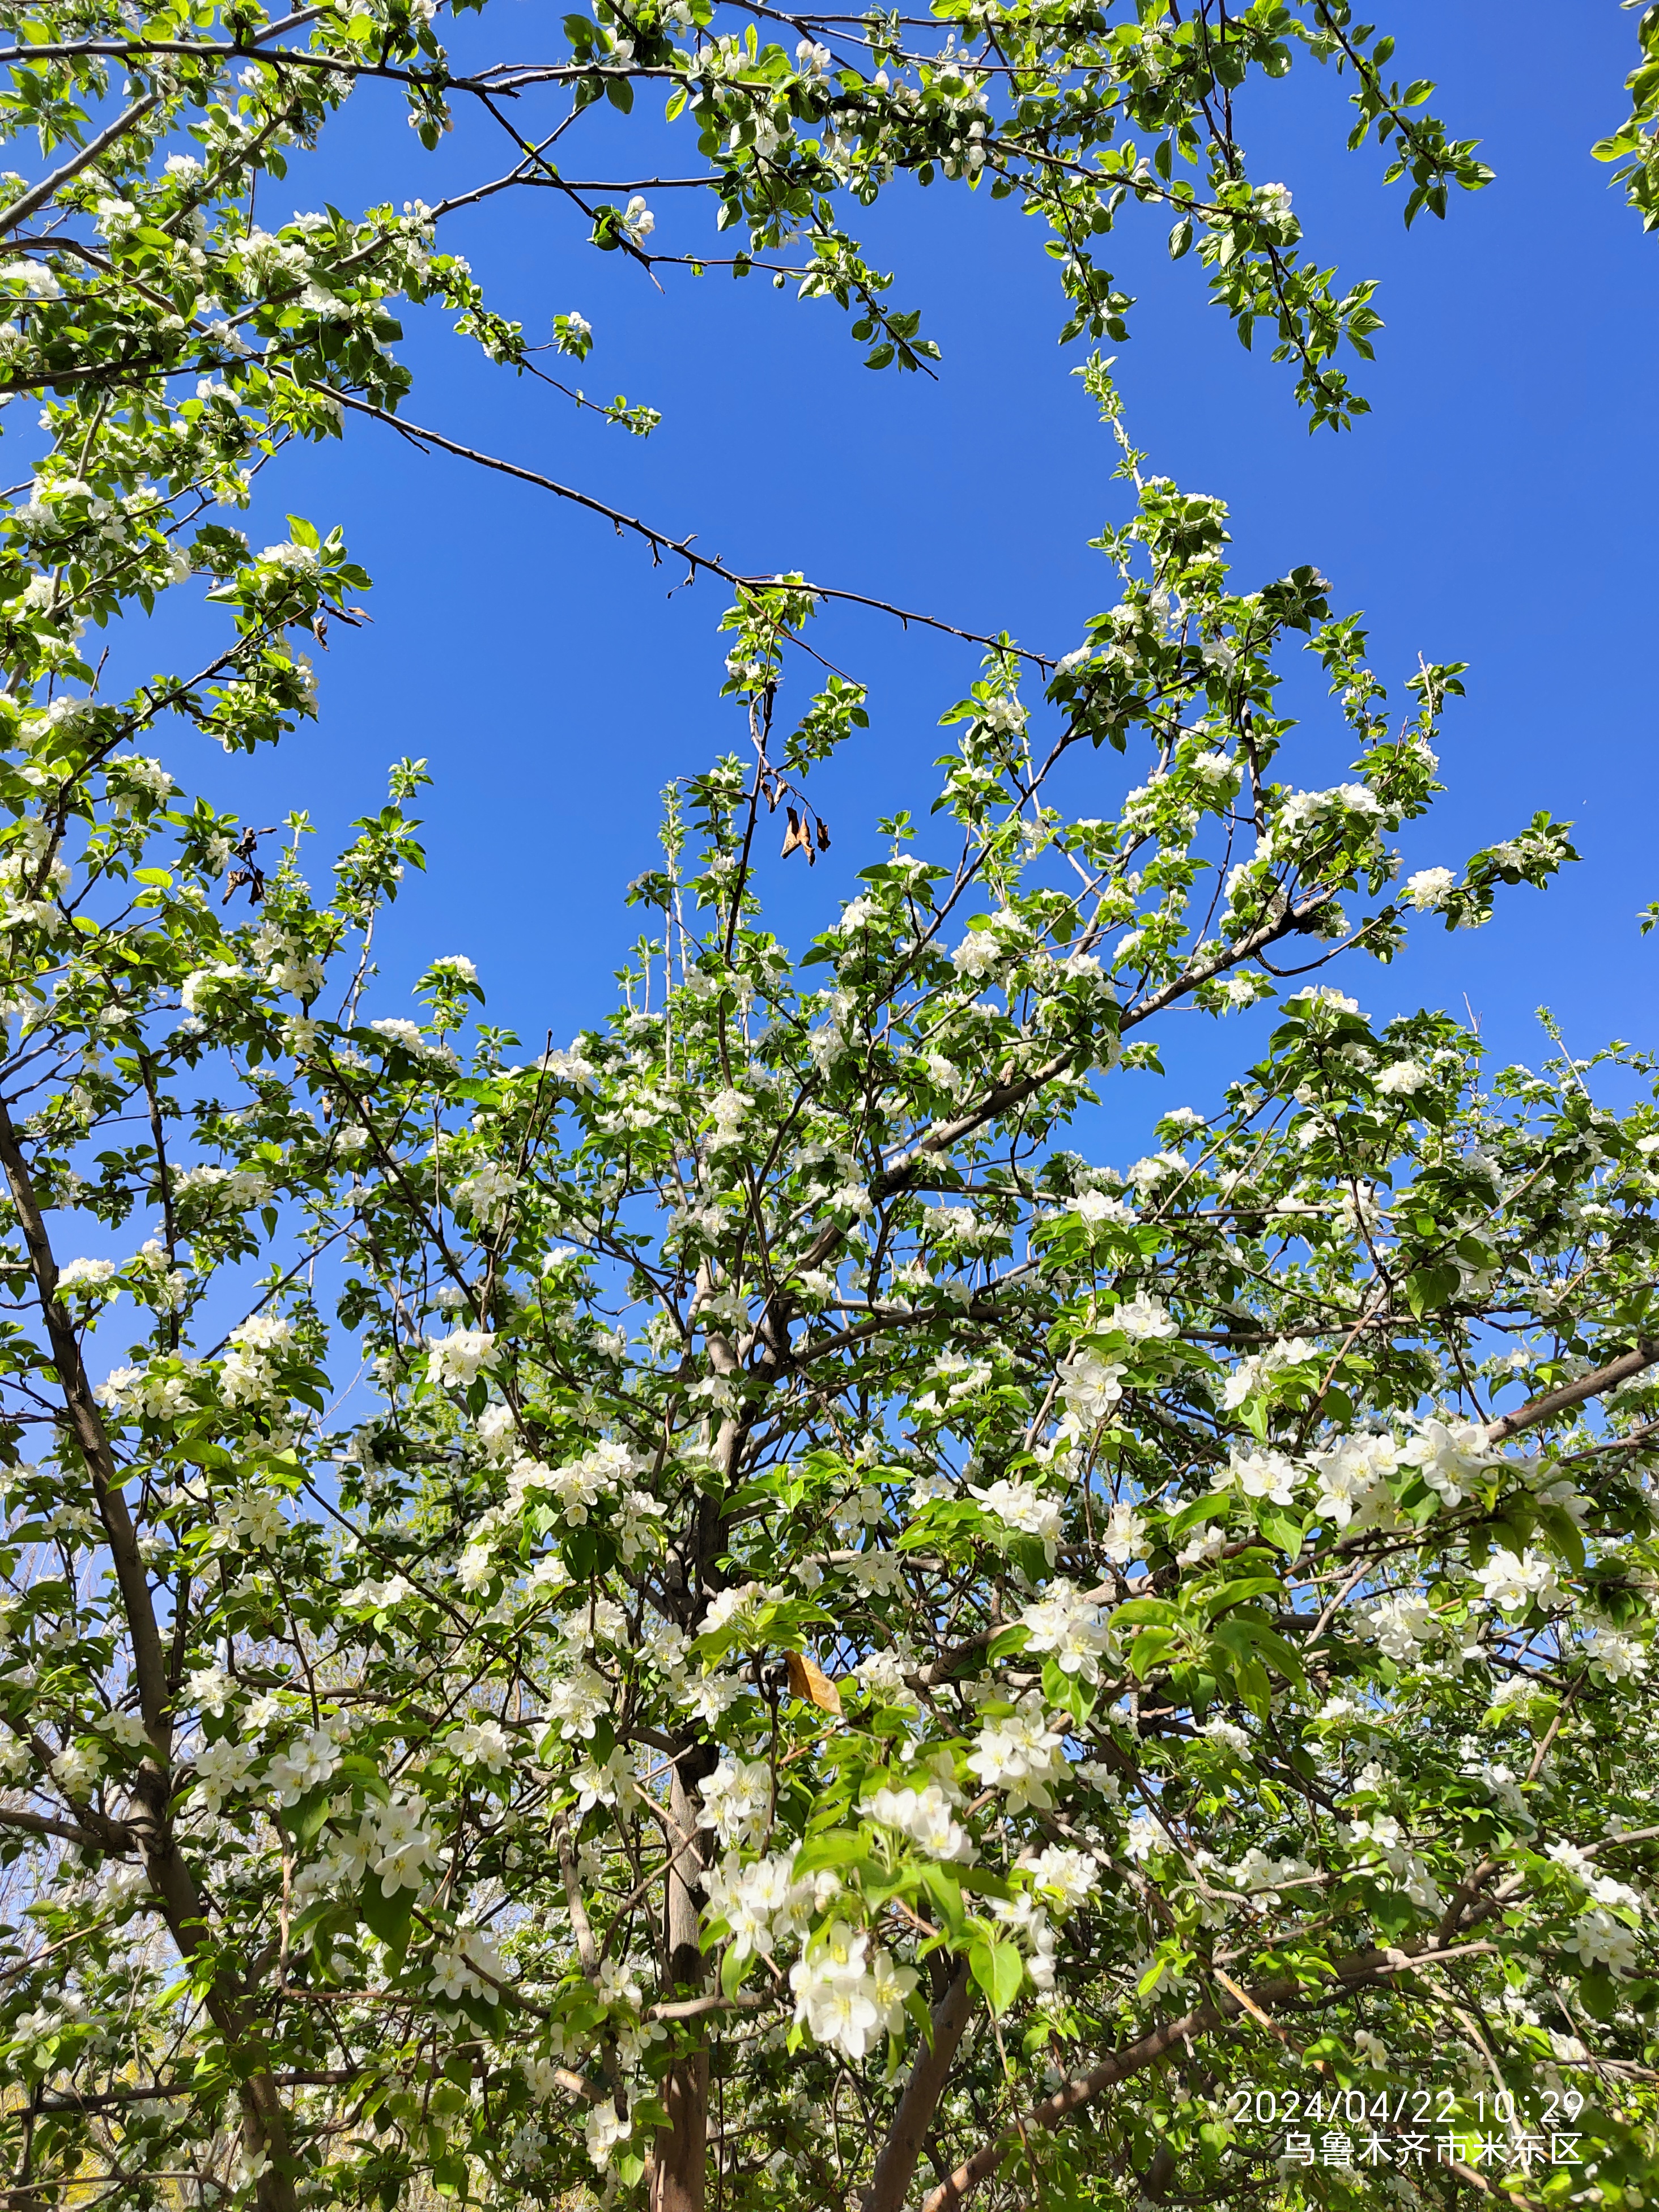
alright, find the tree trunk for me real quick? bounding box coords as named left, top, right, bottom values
left=1138, top=2145, right=1178, bottom=2202
left=0, top=1104, right=301, bottom=2212
left=652, top=1756, right=712, bottom=2212
left=862, top=1962, right=974, bottom=2212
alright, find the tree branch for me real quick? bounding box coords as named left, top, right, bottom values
left=861, top=1960, right=974, bottom=2212
left=330, top=390, right=1054, bottom=666
left=0, top=92, right=160, bottom=238
left=0, top=1802, right=134, bottom=1855
left=1486, top=1341, right=1659, bottom=1444
left=917, top=1947, right=1413, bottom=2212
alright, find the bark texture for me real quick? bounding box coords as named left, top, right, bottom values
left=651, top=1755, right=714, bottom=2212
left=862, top=1962, right=975, bottom=2212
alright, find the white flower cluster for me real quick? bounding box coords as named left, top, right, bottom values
left=697, top=1581, right=784, bottom=1644
left=1073, top=1188, right=1134, bottom=1224
left=342, top=1571, right=418, bottom=1614
left=265, top=1721, right=343, bottom=1806
left=1549, top=1843, right=1645, bottom=1974
left=1222, top=1336, right=1317, bottom=1410
left=1364, top=1592, right=1439, bottom=1664
left=1473, top=1547, right=1562, bottom=1617
left=509, top=1438, right=639, bottom=1529
left=539, top=1040, right=597, bottom=1091
left=788, top=1920, right=917, bottom=2060
left=1229, top=1447, right=1299, bottom=1507
left=1023, top=1843, right=1099, bottom=1914
left=194, top=1734, right=259, bottom=1812
left=428, top=1925, right=509, bottom=2004
left=427, top=1328, right=497, bottom=1387
left=220, top=1314, right=295, bottom=1408
left=448, top=1715, right=514, bottom=1771
left=1401, top=865, right=1457, bottom=911
left=967, top=1477, right=1062, bottom=1558
left=94, top=1362, right=194, bottom=1420
left=1307, top=1432, right=1398, bottom=1529
left=455, top=1159, right=521, bottom=1230
left=173, top=1161, right=272, bottom=1211
left=699, top=1756, right=773, bottom=1849
left=862, top=1773, right=975, bottom=1862
left=1271, top=781, right=1388, bottom=846
left=1399, top=1416, right=1496, bottom=1505
left=1056, top=1348, right=1125, bottom=1423
left=702, top=1849, right=819, bottom=1959
left=1100, top=1501, right=1146, bottom=1564
left=541, top=1665, right=611, bottom=1744
left=1581, top=1623, right=1648, bottom=1683
left=1339, top=1813, right=1441, bottom=1914
left=1111, top=1291, right=1176, bottom=1342
left=1019, top=1580, right=1116, bottom=1685
left=1230, top=1845, right=1315, bottom=1904
left=294, top=1791, right=441, bottom=1905
left=210, top=1486, right=288, bottom=1553
left=967, top=1691, right=1067, bottom=1812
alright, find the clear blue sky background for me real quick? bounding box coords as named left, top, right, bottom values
left=101, top=1, right=1659, bottom=1141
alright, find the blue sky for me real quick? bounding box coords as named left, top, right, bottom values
left=86, top=1, right=1659, bottom=1133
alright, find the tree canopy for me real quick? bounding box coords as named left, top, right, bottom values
left=1, top=6, right=1657, bottom=2212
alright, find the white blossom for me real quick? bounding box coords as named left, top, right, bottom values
left=1473, top=1548, right=1562, bottom=1617
left=1056, top=1349, right=1126, bottom=1422
left=968, top=1477, right=1063, bottom=1558
left=1402, top=866, right=1457, bottom=911
left=1229, top=1447, right=1299, bottom=1507
left=967, top=1692, right=1067, bottom=1813
left=1020, top=1580, right=1114, bottom=1683
left=427, top=1329, right=498, bottom=1387
left=699, top=1756, right=773, bottom=1849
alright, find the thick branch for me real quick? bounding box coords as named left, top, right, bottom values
left=0, top=1100, right=300, bottom=2212
left=0, top=92, right=159, bottom=237
left=0, top=1802, right=134, bottom=1855
left=918, top=1947, right=1411, bottom=2212
left=0, top=1100, right=171, bottom=1746
left=862, top=1960, right=974, bottom=2212
left=1486, top=1342, right=1659, bottom=1444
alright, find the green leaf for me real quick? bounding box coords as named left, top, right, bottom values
left=793, top=1830, right=869, bottom=1875
left=985, top=1624, right=1031, bottom=1662
left=1165, top=1491, right=1232, bottom=1542
left=969, top=1939, right=1023, bottom=2016
left=1254, top=1505, right=1307, bottom=1558
left=1406, top=1264, right=1460, bottom=1317
left=286, top=1783, right=337, bottom=1849
left=1129, top=1627, right=1177, bottom=1679
left=359, top=1878, right=414, bottom=1965
left=917, top=1863, right=965, bottom=1928
left=1113, top=1597, right=1181, bottom=1628
left=1534, top=1501, right=1586, bottom=1575
left=1042, top=1653, right=1095, bottom=1726
left=952, top=1865, right=1013, bottom=1903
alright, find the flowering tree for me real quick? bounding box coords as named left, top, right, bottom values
left=3, top=3, right=1659, bottom=2211
left=5, top=396, right=1658, bottom=2206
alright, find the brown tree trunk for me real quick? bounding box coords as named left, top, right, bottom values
left=862, top=1962, right=975, bottom=2212
left=1138, top=2145, right=1178, bottom=2202
left=0, top=1104, right=300, bottom=2212
left=652, top=1756, right=712, bottom=2212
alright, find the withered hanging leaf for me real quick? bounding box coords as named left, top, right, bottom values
left=781, top=806, right=805, bottom=858
left=816, top=819, right=831, bottom=851
left=785, top=1649, right=843, bottom=1715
